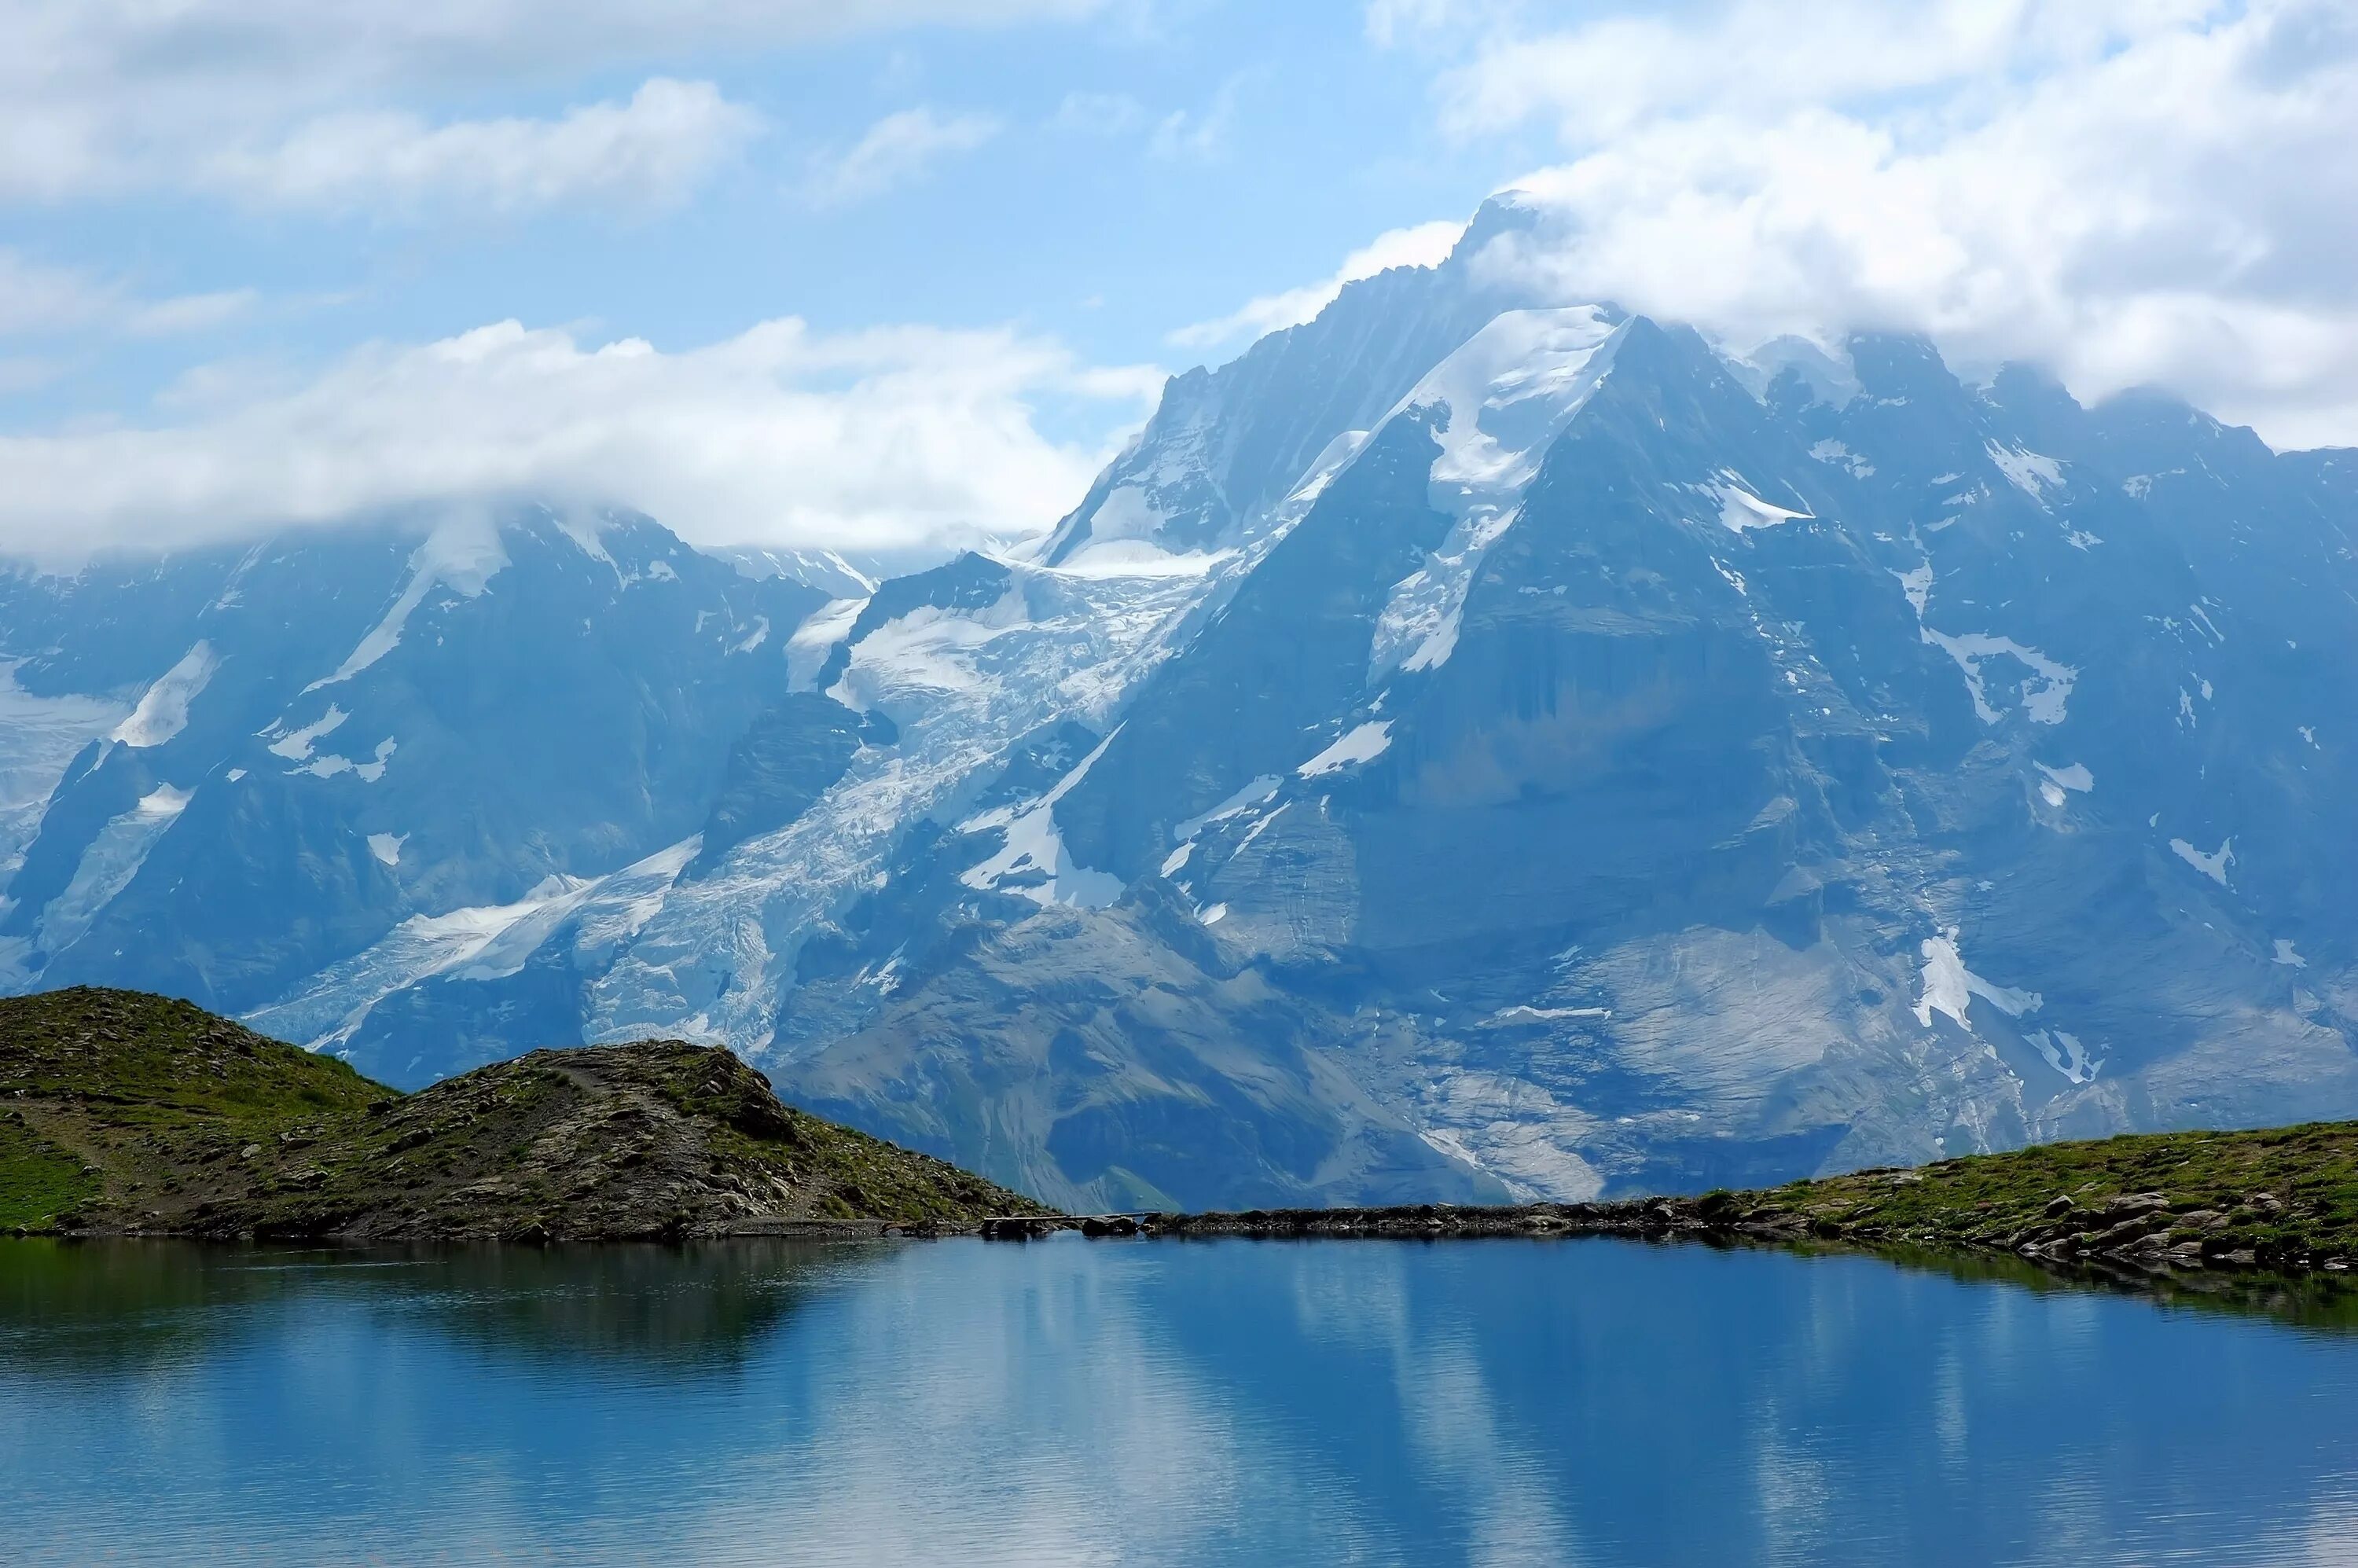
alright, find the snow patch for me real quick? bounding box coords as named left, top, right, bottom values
left=297, top=736, right=397, bottom=783
left=828, top=586, right=1031, bottom=714
left=0, top=661, right=129, bottom=881
left=959, top=728, right=1125, bottom=909
left=1369, top=307, right=1623, bottom=679
left=1712, top=472, right=1813, bottom=534
left=551, top=509, right=619, bottom=577
left=111, top=642, right=220, bottom=747
left=785, top=596, right=868, bottom=691
left=1232, top=801, right=1289, bottom=854
left=1078, top=484, right=1170, bottom=550
left=2027, top=1028, right=2099, bottom=1085
left=310, top=516, right=509, bottom=690
left=2170, top=835, right=2233, bottom=885
left=366, top=832, right=406, bottom=867
left=1808, top=439, right=1875, bottom=478
left=266, top=704, right=349, bottom=761
left=1298, top=721, right=1393, bottom=777
left=1893, top=564, right=1933, bottom=619
left=34, top=784, right=193, bottom=958
left=244, top=838, right=699, bottom=1052
left=1985, top=441, right=2066, bottom=505
left=2037, top=762, right=2093, bottom=792
left=2273, top=938, right=2306, bottom=968
left=1923, top=630, right=2077, bottom=725
left=1913, top=930, right=2042, bottom=1030
left=1173, top=775, right=1281, bottom=843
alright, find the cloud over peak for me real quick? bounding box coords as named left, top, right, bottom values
left=1390, top=0, right=2358, bottom=448
left=0, top=316, right=1160, bottom=561
left=1170, top=219, right=1465, bottom=352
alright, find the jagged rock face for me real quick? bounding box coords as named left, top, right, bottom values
left=4, top=200, right=2355, bottom=1206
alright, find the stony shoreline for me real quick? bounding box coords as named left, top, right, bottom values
left=941, top=1141, right=2358, bottom=1279
left=1093, top=1188, right=2352, bottom=1275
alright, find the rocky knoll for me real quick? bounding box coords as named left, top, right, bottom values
left=1, top=987, right=1047, bottom=1240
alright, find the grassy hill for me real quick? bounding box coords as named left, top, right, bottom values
left=0, top=988, right=1050, bottom=1240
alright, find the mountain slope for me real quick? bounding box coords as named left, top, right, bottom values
left=2, top=196, right=2352, bottom=1209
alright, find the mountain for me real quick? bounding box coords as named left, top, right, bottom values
left=2, top=196, right=2353, bottom=1210
left=0, top=507, right=825, bottom=1081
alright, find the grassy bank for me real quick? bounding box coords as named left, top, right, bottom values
left=1732, top=1122, right=2358, bottom=1273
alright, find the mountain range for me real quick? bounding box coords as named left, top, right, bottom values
left=5, top=196, right=2353, bottom=1210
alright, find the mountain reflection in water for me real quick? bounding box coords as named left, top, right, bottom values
left=3, top=1235, right=2356, bottom=1566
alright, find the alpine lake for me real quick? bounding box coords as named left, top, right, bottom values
left=5, top=1232, right=2356, bottom=1566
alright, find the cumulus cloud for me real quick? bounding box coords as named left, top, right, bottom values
left=806, top=108, right=1003, bottom=207
left=1388, top=0, right=2358, bottom=449
left=0, top=318, right=1162, bottom=561
left=1170, top=219, right=1464, bottom=352
left=0, top=0, right=1096, bottom=206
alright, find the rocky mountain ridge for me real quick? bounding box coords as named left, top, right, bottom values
left=3, top=195, right=2353, bottom=1209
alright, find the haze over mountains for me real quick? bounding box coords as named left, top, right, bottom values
left=5, top=196, right=2353, bottom=1211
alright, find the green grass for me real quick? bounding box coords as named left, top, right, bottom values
left=0, top=987, right=387, bottom=1125
left=0, top=1113, right=97, bottom=1231
left=1753, top=1121, right=2358, bottom=1269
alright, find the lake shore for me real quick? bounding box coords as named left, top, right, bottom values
left=9, top=990, right=2352, bottom=1277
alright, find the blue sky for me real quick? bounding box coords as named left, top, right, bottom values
left=1, top=2, right=2351, bottom=559
left=8, top=5, right=1530, bottom=420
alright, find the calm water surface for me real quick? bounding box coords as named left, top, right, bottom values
left=3, top=1235, right=2356, bottom=1566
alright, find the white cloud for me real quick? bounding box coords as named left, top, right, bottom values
left=121, top=291, right=260, bottom=338
left=203, top=79, right=762, bottom=213
left=0, top=249, right=254, bottom=340
left=806, top=108, right=1003, bottom=207
left=1147, top=77, right=1244, bottom=162
left=0, top=317, right=1163, bottom=560
left=1394, top=0, right=2358, bottom=448
left=1051, top=91, right=1149, bottom=136
left=1170, top=219, right=1464, bottom=351
left=0, top=0, right=1097, bottom=206
left=0, top=358, right=60, bottom=395
left=1364, top=0, right=1515, bottom=50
